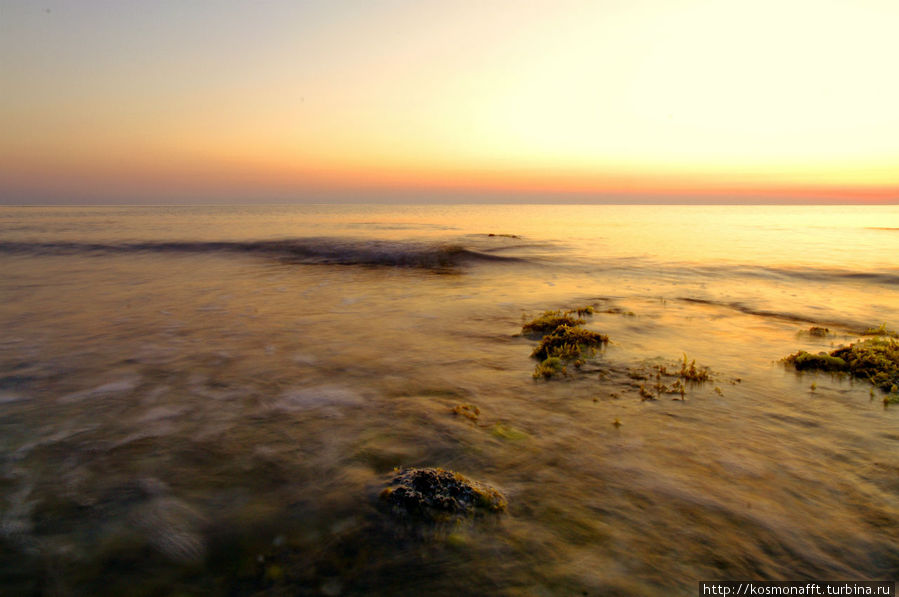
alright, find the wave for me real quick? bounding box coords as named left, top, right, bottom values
left=677, top=297, right=825, bottom=325
left=675, top=297, right=876, bottom=331
left=0, top=238, right=526, bottom=269
left=3, top=238, right=896, bottom=283
left=672, top=263, right=899, bottom=287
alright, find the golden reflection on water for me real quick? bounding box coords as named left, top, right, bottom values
left=0, top=205, right=898, bottom=594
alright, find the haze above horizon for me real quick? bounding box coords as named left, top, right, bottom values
left=1, top=0, right=897, bottom=204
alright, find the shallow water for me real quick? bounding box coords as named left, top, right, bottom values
left=1, top=204, right=898, bottom=595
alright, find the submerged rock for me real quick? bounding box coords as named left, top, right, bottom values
left=379, top=467, right=506, bottom=522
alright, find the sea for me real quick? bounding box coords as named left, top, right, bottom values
left=1, top=204, right=897, bottom=595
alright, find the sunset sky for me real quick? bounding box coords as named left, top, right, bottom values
left=1, top=0, right=897, bottom=204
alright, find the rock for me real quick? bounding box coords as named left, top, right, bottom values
left=379, top=467, right=506, bottom=522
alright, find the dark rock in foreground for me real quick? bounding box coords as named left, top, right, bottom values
left=379, top=467, right=506, bottom=522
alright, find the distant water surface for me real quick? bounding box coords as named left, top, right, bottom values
left=1, top=204, right=898, bottom=595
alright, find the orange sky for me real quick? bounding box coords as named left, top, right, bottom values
left=1, top=0, right=897, bottom=203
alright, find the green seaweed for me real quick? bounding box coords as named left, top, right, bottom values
left=531, top=325, right=608, bottom=361
left=831, top=338, right=899, bottom=390
left=630, top=356, right=713, bottom=400
left=785, top=337, right=899, bottom=392
left=807, top=326, right=830, bottom=337
left=679, top=355, right=711, bottom=382
left=533, top=356, right=566, bottom=379
left=862, top=323, right=898, bottom=338
left=784, top=351, right=848, bottom=372
left=452, top=403, right=480, bottom=422
left=521, top=310, right=584, bottom=336
left=523, top=305, right=609, bottom=381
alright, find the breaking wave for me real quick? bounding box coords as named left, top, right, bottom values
left=0, top=238, right=526, bottom=269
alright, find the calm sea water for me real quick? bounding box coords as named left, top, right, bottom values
left=1, top=204, right=898, bottom=595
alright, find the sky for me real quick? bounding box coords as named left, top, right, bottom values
left=1, top=0, right=897, bottom=204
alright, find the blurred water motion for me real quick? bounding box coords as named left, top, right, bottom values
left=1, top=204, right=898, bottom=595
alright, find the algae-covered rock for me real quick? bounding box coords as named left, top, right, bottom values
left=531, top=325, right=609, bottom=361
left=379, top=467, right=506, bottom=522
left=521, top=310, right=584, bottom=336
left=522, top=305, right=610, bottom=380
left=785, top=338, right=899, bottom=393
left=831, top=338, right=899, bottom=391
left=785, top=351, right=848, bottom=372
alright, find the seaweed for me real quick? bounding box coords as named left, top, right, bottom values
left=679, top=355, right=711, bottom=382
left=784, top=337, right=899, bottom=397
left=533, top=357, right=566, bottom=379
left=522, top=304, right=610, bottom=381
left=521, top=310, right=584, bottom=336
left=831, top=338, right=899, bottom=391
left=452, top=403, right=480, bottom=422
left=807, top=326, right=830, bottom=337
left=862, top=323, right=898, bottom=338
left=629, top=355, right=714, bottom=400
left=531, top=325, right=609, bottom=361
left=785, top=351, right=848, bottom=372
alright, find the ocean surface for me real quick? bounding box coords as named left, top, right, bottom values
left=1, top=204, right=898, bottom=595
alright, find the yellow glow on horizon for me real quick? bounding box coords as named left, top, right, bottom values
left=1, top=0, right=897, bottom=202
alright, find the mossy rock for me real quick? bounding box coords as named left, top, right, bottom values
left=831, top=338, right=899, bottom=390
left=521, top=310, right=584, bottom=336
left=379, top=468, right=506, bottom=522
left=785, top=338, right=899, bottom=391
left=531, top=325, right=608, bottom=361
left=784, top=351, right=848, bottom=372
